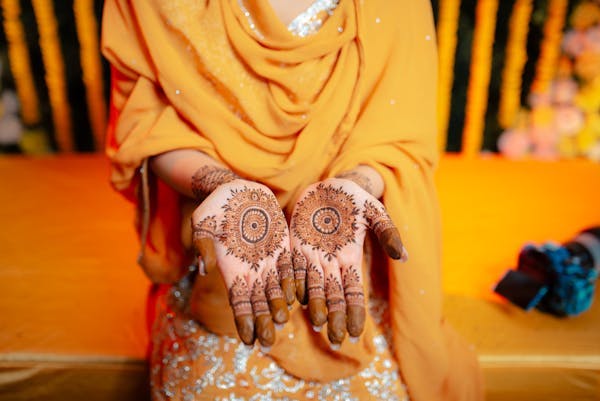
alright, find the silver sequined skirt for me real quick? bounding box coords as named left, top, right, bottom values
left=150, top=276, right=408, bottom=401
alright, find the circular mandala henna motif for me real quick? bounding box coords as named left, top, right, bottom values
left=312, top=207, right=341, bottom=235
left=241, top=207, right=269, bottom=243
left=220, top=187, right=286, bottom=271
left=292, top=184, right=359, bottom=260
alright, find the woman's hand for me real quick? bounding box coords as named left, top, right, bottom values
left=289, top=178, right=406, bottom=348
left=191, top=170, right=295, bottom=349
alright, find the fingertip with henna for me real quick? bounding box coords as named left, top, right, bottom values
left=379, top=228, right=405, bottom=260
left=255, top=314, right=275, bottom=347
left=281, top=278, right=296, bottom=305
left=346, top=305, right=365, bottom=338
left=234, top=315, right=255, bottom=345
left=268, top=298, right=289, bottom=324
left=308, top=298, right=327, bottom=327
left=295, top=279, right=308, bottom=305
left=327, top=310, right=346, bottom=345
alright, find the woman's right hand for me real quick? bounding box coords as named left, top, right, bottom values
left=190, top=171, right=295, bottom=349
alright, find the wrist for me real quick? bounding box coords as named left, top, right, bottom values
left=335, top=170, right=373, bottom=195
left=335, top=165, right=383, bottom=198
left=191, top=165, right=240, bottom=200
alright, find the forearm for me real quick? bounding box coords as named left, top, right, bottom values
left=335, top=165, right=384, bottom=199
left=150, top=149, right=238, bottom=200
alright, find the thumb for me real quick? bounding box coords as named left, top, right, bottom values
left=363, top=200, right=407, bottom=261
left=192, top=215, right=218, bottom=275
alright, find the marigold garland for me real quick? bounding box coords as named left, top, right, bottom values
left=498, top=0, right=533, bottom=129
left=32, top=0, right=73, bottom=152
left=73, top=0, right=106, bottom=151
left=530, top=0, right=568, bottom=95
left=436, top=0, right=461, bottom=152
left=462, top=0, right=499, bottom=157
left=1, top=0, right=40, bottom=125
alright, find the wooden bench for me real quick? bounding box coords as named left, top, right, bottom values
left=1, top=154, right=599, bottom=401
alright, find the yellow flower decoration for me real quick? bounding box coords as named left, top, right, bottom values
left=570, top=1, right=600, bottom=30
left=575, top=78, right=600, bottom=112
left=558, top=135, right=578, bottom=157
left=576, top=123, right=598, bottom=150
left=499, top=0, right=533, bottom=129
left=530, top=105, right=555, bottom=126
left=574, top=50, right=600, bottom=82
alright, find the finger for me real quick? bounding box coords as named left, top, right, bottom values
left=277, top=249, right=296, bottom=305
left=192, top=215, right=219, bottom=275
left=307, top=263, right=327, bottom=329
left=363, top=200, right=407, bottom=261
left=341, top=265, right=366, bottom=339
left=292, top=249, right=308, bottom=304
left=323, top=266, right=346, bottom=347
left=263, top=267, right=289, bottom=324
left=228, top=276, right=255, bottom=345
left=379, top=227, right=407, bottom=262
left=251, top=279, right=275, bottom=348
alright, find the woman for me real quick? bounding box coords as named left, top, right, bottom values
left=102, top=1, right=483, bottom=400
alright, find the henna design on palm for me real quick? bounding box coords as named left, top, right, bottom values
left=336, top=170, right=374, bottom=195
left=191, top=165, right=239, bottom=200
left=219, top=187, right=287, bottom=271
left=290, top=178, right=405, bottom=345
left=291, top=183, right=359, bottom=260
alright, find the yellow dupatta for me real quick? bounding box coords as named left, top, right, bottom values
left=102, top=1, right=483, bottom=399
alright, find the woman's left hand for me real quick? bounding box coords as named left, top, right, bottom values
left=289, top=178, right=406, bottom=348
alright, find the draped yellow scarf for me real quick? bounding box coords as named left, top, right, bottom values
left=102, top=1, right=483, bottom=400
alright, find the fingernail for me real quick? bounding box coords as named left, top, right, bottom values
left=301, top=304, right=307, bottom=310
left=288, top=305, right=293, bottom=311
left=312, top=325, right=322, bottom=333
left=400, top=247, right=409, bottom=263
left=349, top=336, right=359, bottom=344
left=330, top=343, right=341, bottom=351
left=275, top=323, right=284, bottom=331
left=259, top=345, right=271, bottom=353
left=198, top=259, right=207, bottom=276
left=244, top=344, right=254, bottom=351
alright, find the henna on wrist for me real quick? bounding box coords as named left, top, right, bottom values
left=335, top=170, right=374, bottom=195
left=191, top=165, right=239, bottom=200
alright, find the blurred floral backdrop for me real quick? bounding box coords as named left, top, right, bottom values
left=0, top=0, right=599, bottom=160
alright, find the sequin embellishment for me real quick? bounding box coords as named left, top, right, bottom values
left=150, top=278, right=409, bottom=401
left=287, top=0, right=340, bottom=37
left=239, top=0, right=340, bottom=39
